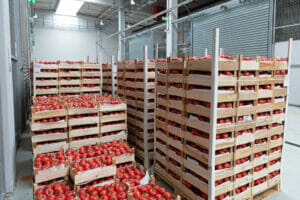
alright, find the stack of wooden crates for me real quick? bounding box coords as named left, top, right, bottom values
left=155, top=56, right=288, bottom=200
left=117, top=60, right=156, bottom=167
left=30, top=95, right=133, bottom=188
left=102, top=62, right=117, bottom=95
left=35, top=62, right=59, bottom=97
left=34, top=62, right=101, bottom=97
left=31, top=96, right=128, bottom=153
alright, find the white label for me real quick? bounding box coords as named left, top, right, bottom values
left=34, top=64, right=41, bottom=73
left=284, top=76, right=289, bottom=87
left=243, top=115, right=253, bottom=121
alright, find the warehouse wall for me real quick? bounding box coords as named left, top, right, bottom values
left=275, top=40, right=300, bottom=106
left=32, top=12, right=118, bottom=63
left=33, top=27, right=97, bottom=62
left=98, top=31, right=118, bottom=63
left=0, top=0, right=17, bottom=197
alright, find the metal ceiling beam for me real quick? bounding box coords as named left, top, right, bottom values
left=104, top=0, right=193, bottom=40
left=83, top=0, right=119, bottom=7
left=118, top=7, right=125, bottom=61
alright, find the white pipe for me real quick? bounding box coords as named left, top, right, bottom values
left=208, top=28, right=219, bottom=200
left=143, top=45, right=149, bottom=169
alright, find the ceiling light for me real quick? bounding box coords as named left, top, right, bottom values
left=130, top=0, right=135, bottom=5
left=33, top=13, right=38, bottom=19
left=56, top=0, right=84, bottom=16
left=127, top=24, right=131, bottom=28
left=100, top=20, right=104, bottom=25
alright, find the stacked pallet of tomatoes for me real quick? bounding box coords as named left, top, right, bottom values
left=82, top=63, right=101, bottom=95
left=116, top=61, right=126, bottom=99
left=102, top=63, right=116, bottom=95
left=34, top=62, right=59, bottom=97
left=119, top=59, right=156, bottom=166
left=34, top=61, right=101, bottom=97
left=58, top=62, right=83, bottom=96
left=153, top=55, right=288, bottom=200
left=98, top=96, right=128, bottom=144
left=32, top=94, right=175, bottom=200
left=31, top=96, right=69, bottom=155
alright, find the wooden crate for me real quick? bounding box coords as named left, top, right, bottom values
left=69, top=137, right=99, bottom=149
left=31, top=109, right=68, bottom=132
left=33, top=154, right=69, bottom=183
left=70, top=161, right=116, bottom=185
left=32, top=177, right=73, bottom=199
left=69, top=124, right=99, bottom=138
left=32, top=140, right=68, bottom=154
left=31, top=129, right=68, bottom=143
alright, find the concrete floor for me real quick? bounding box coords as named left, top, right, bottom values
left=6, top=106, right=300, bottom=200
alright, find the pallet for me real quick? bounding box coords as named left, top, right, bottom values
left=251, top=183, right=280, bottom=200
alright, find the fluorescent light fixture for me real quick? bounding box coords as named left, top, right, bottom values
left=56, top=0, right=84, bottom=16
left=33, top=13, right=38, bottom=18
left=127, top=24, right=131, bottom=28
left=130, top=0, right=135, bottom=5
left=100, top=20, right=104, bottom=25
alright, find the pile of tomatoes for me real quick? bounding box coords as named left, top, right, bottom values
left=78, top=183, right=127, bottom=200
left=34, top=152, right=67, bottom=171
left=33, top=95, right=124, bottom=113
left=99, top=141, right=133, bottom=157
left=71, top=156, right=113, bottom=172
left=129, top=181, right=174, bottom=200
left=35, top=181, right=75, bottom=200
left=116, top=164, right=145, bottom=187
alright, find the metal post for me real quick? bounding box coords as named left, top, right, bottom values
left=166, top=0, right=178, bottom=58
left=100, top=52, right=103, bottom=95
left=115, top=61, right=119, bottom=97
left=281, top=38, right=293, bottom=190
left=111, top=56, right=116, bottom=97
left=143, top=45, right=149, bottom=169
left=208, top=28, right=219, bottom=200
left=118, top=7, right=125, bottom=61
left=152, top=43, right=159, bottom=172
left=33, top=64, right=37, bottom=97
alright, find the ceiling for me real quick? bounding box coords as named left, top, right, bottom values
left=32, top=0, right=227, bottom=33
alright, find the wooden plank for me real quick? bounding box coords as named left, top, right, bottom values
left=70, top=164, right=116, bottom=185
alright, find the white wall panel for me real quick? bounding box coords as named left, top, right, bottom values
left=288, top=68, right=300, bottom=106
left=33, top=27, right=97, bottom=62
left=275, top=40, right=300, bottom=65
left=98, top=31, right=118, bottom=63
left=275, top=40, right=300, bottom=106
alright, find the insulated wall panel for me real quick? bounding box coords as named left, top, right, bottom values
left=128, top=32, right=153, bottom=60
left=192, top=0, right=272, bottom=57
